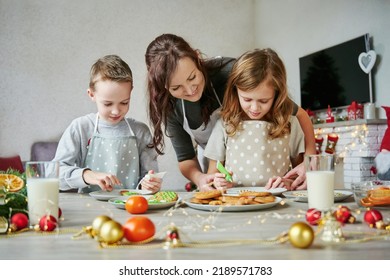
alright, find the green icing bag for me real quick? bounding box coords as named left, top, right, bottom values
left=216, top=161, right=233, bottom=182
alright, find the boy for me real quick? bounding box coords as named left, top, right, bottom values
left=53, top=55, right=161, bottom=193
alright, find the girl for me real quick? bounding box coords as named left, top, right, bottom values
left=204, top=48, right=305, bottom=189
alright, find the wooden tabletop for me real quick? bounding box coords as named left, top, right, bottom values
left=1, top=191, right=389, bottom=260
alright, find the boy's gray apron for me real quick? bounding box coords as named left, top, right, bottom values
left=83, top=114, right=139, bottom=193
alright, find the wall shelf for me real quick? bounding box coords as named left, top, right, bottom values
left=313, top=119, right=387, bottom=129
left=313, top=119, right=387, bottom=188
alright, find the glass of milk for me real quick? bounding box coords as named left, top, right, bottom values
left=26, top=161, right=59, bottom=226
left=304, top=154, right=335, bottom=211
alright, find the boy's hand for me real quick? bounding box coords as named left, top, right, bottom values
left=140, top=170, right=163, bottom=193
left=83, top=169, right=121, bottom=191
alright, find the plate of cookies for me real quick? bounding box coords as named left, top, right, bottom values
left=89, top=189, right=152, bottom=201
left=283, top=190, right=353, bottom=202
left=227, top=186, right=287, bottom=196
left=108, top=191, right=180, bottom=210
left=185, top=189, right=282, bottom=212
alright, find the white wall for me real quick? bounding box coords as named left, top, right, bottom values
left=0, top=0, right=254, bottom=190
left=255, top=0, right=390, bottom=119
left=2, top=0, right=388, bottom=190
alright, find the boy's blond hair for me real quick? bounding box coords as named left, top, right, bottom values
left=89, top=54, right=133, bottom=91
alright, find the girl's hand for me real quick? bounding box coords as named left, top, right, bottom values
left=140, top=170, right=162, bottom=193
left=212, top=172, right=234, bottom=190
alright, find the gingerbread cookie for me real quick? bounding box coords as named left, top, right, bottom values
left=190, top=198, right=212, bottom=204
left=193, top=189, right=225, bottom=200
left=148, top=191, right=178, bottom=204
left=254, top=195, right=276, bottom=204
left=239, top=191, right=272, bottom=197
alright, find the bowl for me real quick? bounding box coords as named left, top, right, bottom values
left=351, top=180, right=390, bottom=207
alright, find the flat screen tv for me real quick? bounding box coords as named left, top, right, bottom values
left=299, top=34, right=372, bottom=111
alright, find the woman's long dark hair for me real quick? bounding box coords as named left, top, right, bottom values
left=145, top=34, right=219, bottom=154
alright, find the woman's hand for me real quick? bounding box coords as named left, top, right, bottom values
left=197, top=173, right=219, bottom=192
left=140, top=170, right=162, bottom=193
left=283, top=162, right=307, bottom=190
left=265, top=176, right=294, bottom=190
left=198, top=172, right=234, bottom=191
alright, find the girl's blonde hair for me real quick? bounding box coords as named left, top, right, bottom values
left=221, top=48, right=294, bottom=139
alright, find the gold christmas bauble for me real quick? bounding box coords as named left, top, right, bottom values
left=91, top=215, right=112, bottom=237
left=288, top=222, right=314, bottom=249
left=99, top=220, right=124, bottom=244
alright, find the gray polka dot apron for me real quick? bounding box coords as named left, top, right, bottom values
left=83, top=114, right=140, bottom=192
left=182, top=84, right=222, bottom=172
left=225, top=121, right=290, bottom=187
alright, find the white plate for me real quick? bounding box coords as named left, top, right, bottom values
left=108, top=196, right=180, bottom=210
left=283, top=190, right=353, bottom=202
left=227, top=186, right=287, bottom=196
left=89, top=189, right=152, bottom=201
left=185, top=197, right=282, bottom=212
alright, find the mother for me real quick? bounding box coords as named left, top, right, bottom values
left=145, top=34, right=315, bottom=191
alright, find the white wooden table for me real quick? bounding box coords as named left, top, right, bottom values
left=1, top=192, right=389, bottom=260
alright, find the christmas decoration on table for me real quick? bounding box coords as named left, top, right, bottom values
left=0, top=168, right=66, bottom=234
left=305, top=206, right=390, bottom=243
left=185, top=181, right=197, bottom=192
left=74, top=214, right=318, bottom=249
left=319, top=211, right=345, bottom=243
left=315, top=135, right=324, bottom=154
left=332, top=205, right=356, bottom=224
left=0, top=169, right=28, bottom=220
left=374, top=106, right=390, bottom=180
left=347, top=101, right=364, bottom=120
left=164, top=224, right=183, bottom=249
left=364, top=208, right=384, bottom=229
left=326, top=105, right=335, bottom=123
left=325, top=133, right=339, bottom=154
left=287, top=222, right=315, bottom=248
left=38, top=214, right=58, bottom=232
left=306, top=208, right=322, bottom=225
left=0, top=216, right=9, bottom=234
left=9, top=212, right=29, bottom=231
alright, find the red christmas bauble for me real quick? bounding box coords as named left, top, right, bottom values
left=364, top=209, right=383, bottom=227
left=306, top=208, right=322, bottom=225
left=39, top=215, right=57, bottom=232
left=333, top=205, right=353, bottom=224
left=10, top=213, right=29, bottom=230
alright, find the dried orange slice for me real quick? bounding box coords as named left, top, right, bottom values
left=360, top=197, right=374, bottom=207
left=0, top=174, right=24, bottom=192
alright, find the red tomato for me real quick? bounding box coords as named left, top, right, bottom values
left=125, top=196, right=148, bottom=214
left=123, top=216, right=155, bottom=242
